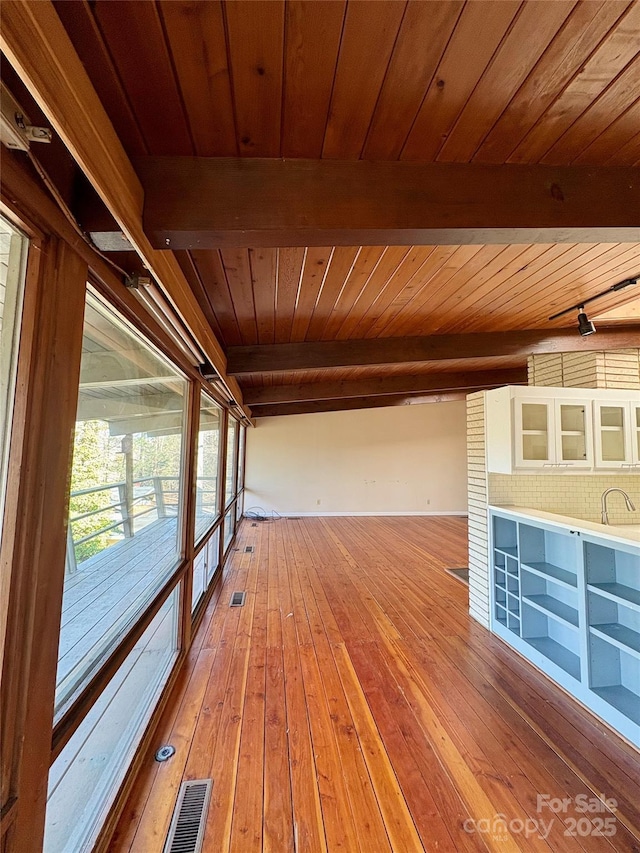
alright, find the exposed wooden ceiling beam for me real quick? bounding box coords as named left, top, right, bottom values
left=79, top=375, right=177, bottom=390
left=107, top=411, right=183, bottom=436
left=228, top=326, right=640, bottom=375
left=0, top=0, right=249, bottom=418
left=77, top=392, right=183, bottom=421
left=253, top=392, right=468, bottom=418
left=128, top=157, right=640, bottom=250
left=245, top=368, right=526, bottom=405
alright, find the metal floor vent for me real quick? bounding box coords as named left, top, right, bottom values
left=245, top=545, right=254, bottom=553
left=163, top=778, right=212, bottom=853
left=230, top=591, right=246, bottom=607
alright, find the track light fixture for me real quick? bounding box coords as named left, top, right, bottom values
left=549, top=275, right=638, bottom=325
left=577, top=307, right=596, bottom=337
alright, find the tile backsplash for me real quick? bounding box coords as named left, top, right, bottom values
left=488, top=473, right=640, bottom=525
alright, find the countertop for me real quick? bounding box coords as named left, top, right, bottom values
left=489, top=504, right=640, bottom=547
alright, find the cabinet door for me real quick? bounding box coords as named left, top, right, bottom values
left=631, top=403, right=640, bottom=466
left=555, top=400, right=592, bottom=467
left=514, top=399, right=553, bottom=467
left=594, top=402, right=632, bottom=468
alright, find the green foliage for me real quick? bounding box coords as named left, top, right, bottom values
left=69, top=420, right=124, bottom=563
left=69, top=421, right=184, bottom=563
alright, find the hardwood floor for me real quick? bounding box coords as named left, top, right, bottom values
left=111, top=517, right=640, bottom=852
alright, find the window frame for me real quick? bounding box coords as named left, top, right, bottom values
left=1, top=160, right=249, bottom=852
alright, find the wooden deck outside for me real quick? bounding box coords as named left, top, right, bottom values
left=112, top=517, right=640, bottom=852
left=57, top=518, right=178, bottom=692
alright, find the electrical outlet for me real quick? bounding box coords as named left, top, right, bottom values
left=316, top=499, right=321, bottom=505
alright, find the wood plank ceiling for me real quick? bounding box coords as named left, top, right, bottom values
left=54, top=0, right=640, bottom=415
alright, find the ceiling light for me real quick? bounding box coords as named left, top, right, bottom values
left=577, top=307, right=596, bottom=337
left=549, top=275, right=638, bottom=322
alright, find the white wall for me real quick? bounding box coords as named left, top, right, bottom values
left=245, top=400, right=468, bottom=515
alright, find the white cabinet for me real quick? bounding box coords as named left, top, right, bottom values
left=486, top=386, right=640, bottom=474
left=594, top=401, right=640, bottom=470
left=514, top=398, right=591, bottom=468
left=490, top=508, right=640, bottom=746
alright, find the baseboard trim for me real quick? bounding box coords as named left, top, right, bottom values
left=266, top=511, right=468, bottom=517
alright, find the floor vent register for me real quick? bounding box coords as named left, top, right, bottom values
left=163, top=779, right=212, bottom=853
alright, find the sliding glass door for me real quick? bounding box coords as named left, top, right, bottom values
left=44, top=291, right=189, bottom=852
left=56, top=291, right=188, bottom=717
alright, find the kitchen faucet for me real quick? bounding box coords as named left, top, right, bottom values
left=600, top=487, right=636, bottom=525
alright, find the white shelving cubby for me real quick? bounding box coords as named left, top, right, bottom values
left=489, top=507, right=640, bottom=747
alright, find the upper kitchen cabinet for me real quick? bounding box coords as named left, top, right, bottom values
left=514, top=397, right=592, bottom=469
left=594, top=402, right=640, bottom=470
left=486, top=387, right=640, bottom=474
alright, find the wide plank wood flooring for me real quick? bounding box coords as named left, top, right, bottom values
left=112, top=517, right=640, bottom=852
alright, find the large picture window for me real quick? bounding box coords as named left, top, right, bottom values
left=194, top=391, right=222, bottom=545
left=224, top=415, right=238, bottom=508
left=56, top=292, right=187, bottom=715
left=45, top=588, right=180, bottom=853
left=0, top=214, right=27, bottom=539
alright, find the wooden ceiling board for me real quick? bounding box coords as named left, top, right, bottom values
left=380, top=245, right=491, bottom=338
left=194, top=238, right=640, bottom=351
left=434, top=242, right=587, bottom=333
left=501, top=244, right=640, bottom=320
left=481, top=256, right=640, bottom=334
left=304, top=246, right=361, bottom=340
left=508, top=2, right=640, bottom=164
left=436, top=0, right=577, bottom=164
left=542, top=58, right=640, bottom=165
left=400, top=0, right=522, bottom=162
left=57, top=1, right=640, bottom=166
left=321, top=1, right=407, bottom=159
left=91, top=0, right=193, bottom=156
left=282, top=0, right=346, bottom=158
left=334, top=246, right=413, bottom=340
left=290, top=247, right=334, bottom=342
left=361, top=0, right=464, bottom=160
left=574, top=98, right=640, bottom=165
left=406, top=243, right=567, bottom=335
left=320, top=246, right=388, bottom=341
left=53, top=0, right=148, bottom=155
left=174, top=250, right=226, bottom=345
left=248, top=247, right=277, bottom=345
left=347, top=247, right=440, bottom=339
left=224, top=0, right=285, bottom=157
left=438, top=242, right=640, bottom=334
left=473, top=0, right=632, bottom=164
left=606, top=126, right=640, bottom=166
left=219, top=248, right=258, bottom=343
left=392, top=243, right=543, bottom=337
left=428, top=243, right=587, bottom=333
left=363, top=245, right=496, bottom=338
left=158, top=0, right=237, bottom=157
left=190, top=249, right=242, bottom=347
left=274, top=246, right=305, bottom=343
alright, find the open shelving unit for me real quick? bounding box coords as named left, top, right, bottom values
left=490, top=508, right=640, bottom=746
left=585, top=541, right=640, bottom=726
left=519, top=522, right=581, bottom=681
left=493, top=516, right=520, bottom=635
